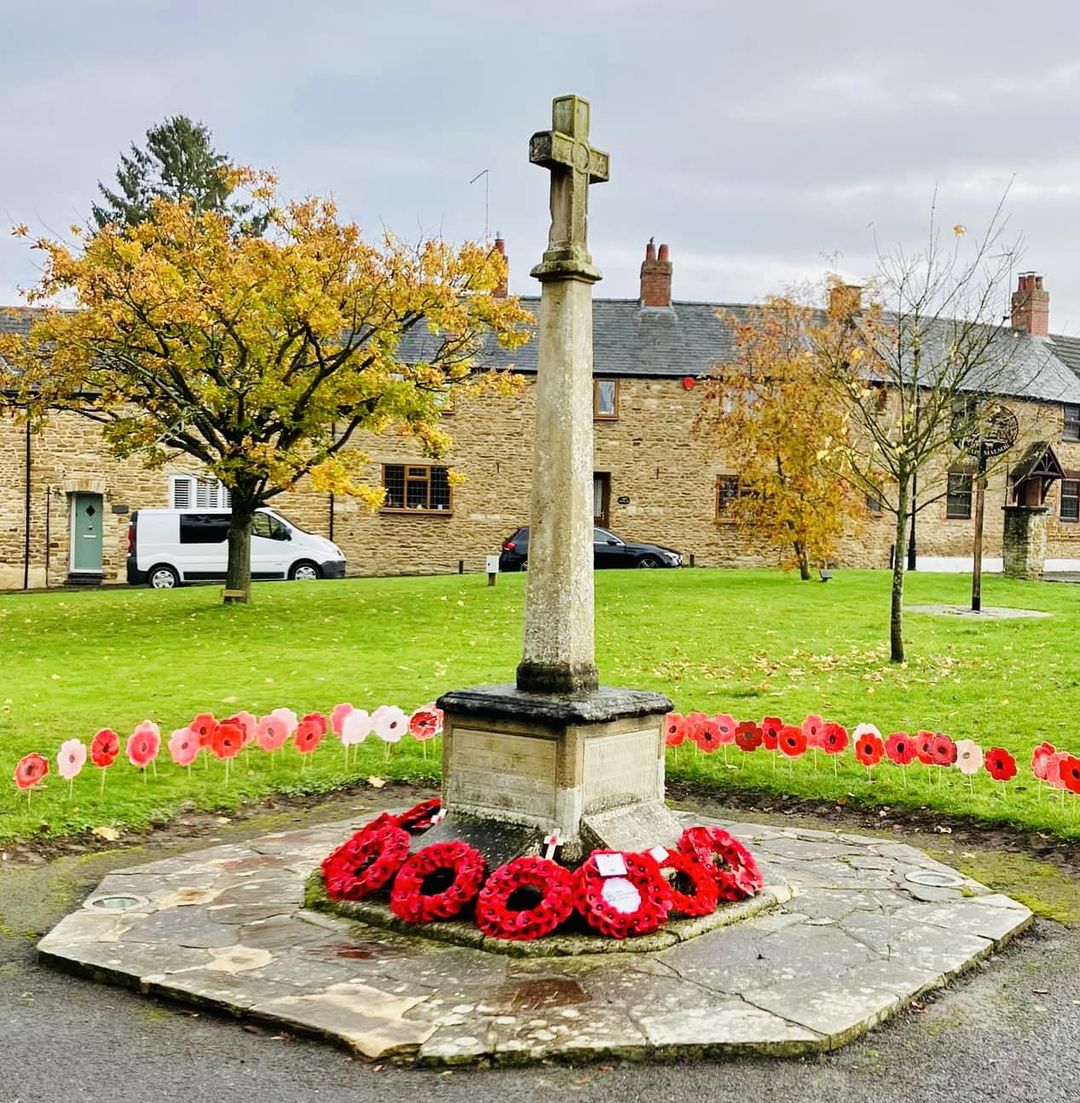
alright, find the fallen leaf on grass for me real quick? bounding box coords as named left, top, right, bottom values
left=367, top=776, right=387, bottom=789
left=91, top=825, right=120, bottom=841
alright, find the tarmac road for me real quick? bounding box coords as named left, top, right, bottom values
left=1, top=799, right=1077, bottom=1103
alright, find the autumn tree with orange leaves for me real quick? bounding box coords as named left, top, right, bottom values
left=1, top=169, right=532, bottom=603
left=695, top=296, right=865, bottom=579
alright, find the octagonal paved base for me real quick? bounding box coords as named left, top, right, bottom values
left=37, top=815, right=1032, bottom=1065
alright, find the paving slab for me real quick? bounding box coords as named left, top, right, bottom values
left=37, top=814, right=1032, bottom=1065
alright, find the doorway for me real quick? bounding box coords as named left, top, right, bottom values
left=69, top=493, right=104, bottom=578
left=593, top=473, right=611, bottom=529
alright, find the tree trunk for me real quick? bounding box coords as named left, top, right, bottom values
left=890, top=480, right=910, bottom=663
left=795, top=541, right=811, bottom=581
left=224, top=498, right=256, bottom=604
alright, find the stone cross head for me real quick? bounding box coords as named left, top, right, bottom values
left=529, top=94, right=609, bottom=279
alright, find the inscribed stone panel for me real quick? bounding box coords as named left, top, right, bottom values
left=582, top=729, right=659, bottom=810
left=447, top=729, right=557, bottom=820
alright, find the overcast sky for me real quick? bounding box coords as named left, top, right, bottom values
left=4, top=0, right=1080, bottom=330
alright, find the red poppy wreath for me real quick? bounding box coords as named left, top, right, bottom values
left=321, top=821, right=411, bottom=902
left=390, top=840, right=486, bottom=923
left=395, top=797, right=442, bottom=834
left=679, top=826, right=764, bottom=901
left=573, top=850, right=673, bottom=939
left=656, top=847, right=719, bottom=918
left=475, top=856, right=575, bottom=941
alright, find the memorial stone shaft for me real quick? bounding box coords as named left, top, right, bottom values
left=516, top=95, right=609, bottom=696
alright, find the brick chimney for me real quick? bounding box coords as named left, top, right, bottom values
left=1011, top=272, right=1049, bottom=336
left=493, top=234, right=508, bottom=299
left=640, top=238, right=673, bottom=308
left=828, top=283, right=863, bottom=321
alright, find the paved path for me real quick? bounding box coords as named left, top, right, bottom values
left=1, top=795, right=1075, bottom=1102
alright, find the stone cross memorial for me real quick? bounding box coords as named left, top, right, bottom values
left=437, top=95, right=681, bottom=864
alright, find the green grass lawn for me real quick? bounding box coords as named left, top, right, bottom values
left=1, top=568, right=1078, bottom=841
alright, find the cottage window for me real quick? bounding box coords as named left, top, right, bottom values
left=381, top=464, right=452, bottom=512
left=1064, top=404, right=1080, bottom=442
left=946, top=471, right=973, bottom=519
left=594, top=379, right=619, bottom=419
left=866, top=494, right=882, bottom=515
left=716, top=475, right=740, bottom=519
left=1061, top=479, right=1080, bottom=522
left=170, top=474, right=230, bottom=510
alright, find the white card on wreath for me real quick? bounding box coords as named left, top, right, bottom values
left=595, top=852, right=628, bottom=878
left=648, top=845, right=668, bottom=864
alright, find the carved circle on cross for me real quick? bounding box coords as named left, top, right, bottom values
left=573, top=142, right=590, bottom=171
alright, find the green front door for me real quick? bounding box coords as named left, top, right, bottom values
left=71, top=493, right=104, bottom=573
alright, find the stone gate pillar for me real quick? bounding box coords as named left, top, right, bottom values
left=1002, top=505, right=1048, bottom=580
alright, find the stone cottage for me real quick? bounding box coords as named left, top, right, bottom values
left=3, top=243, right=1080, bottom=589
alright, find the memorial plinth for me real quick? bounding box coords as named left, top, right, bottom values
left=434, top=685, right=680, bottom=864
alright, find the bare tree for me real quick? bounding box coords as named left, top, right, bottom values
left=815, top=194, right=1054, bottom=662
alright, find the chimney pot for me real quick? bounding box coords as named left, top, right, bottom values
left=1011, top=272, right=1049, bottom=336
left=640, top=240, right=673, bottom=309
left=828, top=283, right=863, bottom=321
left=493, top=235, right=508, bottom=298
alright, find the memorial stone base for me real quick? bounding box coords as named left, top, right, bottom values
left=429, top=685, right=681, bottom=866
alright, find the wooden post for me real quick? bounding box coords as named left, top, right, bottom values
left=971, top=446, right=987, bottom=613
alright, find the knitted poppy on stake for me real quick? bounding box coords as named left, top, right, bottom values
left=884, top=732, right=917, bottom=766
left=679, top=826, right=764, bottom=901
left=778, top=725, right=807, bottom=758
left=734, top=721, right=763, bottom=753
left=663, top=713, right=687, bottom=748
left=761, top=716, right=783, bottom=751
left=322, top=821, right=410, bottom=902
left=930, top=733, right=958, bottom=767
left=688, top=713, right=722, bottom=753
left=475, top=856, right=575, bottom=941
left=390, top=841, right=486, bottom=923
left=573, top=850, right=673, bottom=938
left=985, top=747, right=1017, bottom=783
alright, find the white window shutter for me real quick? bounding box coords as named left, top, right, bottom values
left=170, top=475, right=194, bottom=509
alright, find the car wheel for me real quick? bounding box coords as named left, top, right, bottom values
left=520, top=558, right=528, bottom=572
left=636, top=555, right=661, bottom=569
left=288, top=561, right=322, bottom=581
left=148, top=564, right=180, bottom=589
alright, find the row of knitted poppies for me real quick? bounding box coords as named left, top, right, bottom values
left=10, top=701, right=444, bottom=800
left=665, top=712, right=1080, bottom=794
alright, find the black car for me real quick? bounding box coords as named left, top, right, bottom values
left=499, top=526, right=682, bottom=571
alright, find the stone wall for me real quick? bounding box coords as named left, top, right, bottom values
left=5, top=382, right=1080, bottom=588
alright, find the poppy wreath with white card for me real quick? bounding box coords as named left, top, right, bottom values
left=572, top=849, right=673, bottom=938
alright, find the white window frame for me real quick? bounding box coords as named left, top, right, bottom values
left=170, top=474, right=231, bottom=510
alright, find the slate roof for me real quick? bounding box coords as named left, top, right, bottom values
left=406, top=297, right=1080, bottom=404
left=7, top=300, right=1080, bottom=406
left=1048, top=333, right=1080, bottom=383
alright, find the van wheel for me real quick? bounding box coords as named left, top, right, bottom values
left=520, top=559, right=528, bottom=572
left=148, top=564, right=180, bottom=589
left=289, top=561, right=321, bottom=581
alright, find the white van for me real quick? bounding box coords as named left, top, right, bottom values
left=126, top=508, right=347, bottom=589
